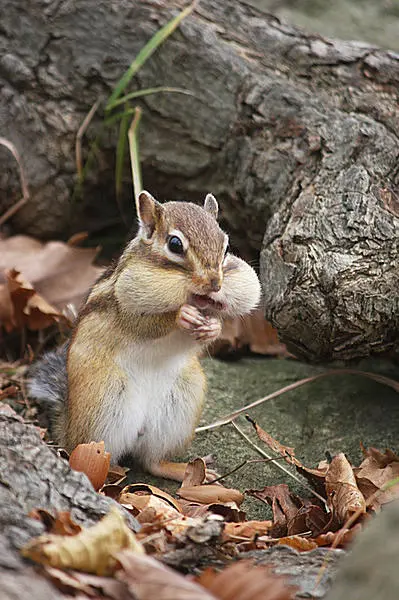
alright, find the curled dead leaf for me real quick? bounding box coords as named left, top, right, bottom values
left=21, top=506, right=143, bottom=575
left=1, top=269, right=70, bottom=332
left=247, top=484, right=302, bottom=538
left=197, top=560, right=297, bottom=600
left=354, top=446, right=399, bottom=508
left=277, top=536, right=318, bottom=552
left=106, top=464, right=129, bottom=485
left=0, top=234, right=103, bottom=312
left=69, top=441, right=111, bottom=491
left=313, top=523, right=363, bottom=548
left=121, top=483, right=183, bottom=513
left=116, top=550, right=215, bottom=599
left=325, top=453, right=366, bottom=523
left=247, top=417, right=328, bottom=495
left=177, top=484, right=244, bottom=506
left=0, top=384, right=18, bottom=400
left=29, top=509, right=82, bottom=536
left=181, top=457, right=207, bottom=487
left=223, top=520, right=272, bottom=541
left=178, top=499, right=245, bottom=522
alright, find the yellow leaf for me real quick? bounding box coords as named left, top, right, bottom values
left=21, top=507, right=143, bottom=575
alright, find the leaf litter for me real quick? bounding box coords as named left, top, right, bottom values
left=0, top=234, right=104, bottom=333
left=17, top=426, right=399, bottom=600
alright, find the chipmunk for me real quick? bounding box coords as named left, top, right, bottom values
left=28, top=191, right=261, bottom=481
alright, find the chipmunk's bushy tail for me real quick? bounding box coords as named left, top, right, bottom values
left=27, top=345, right=68, bottom=412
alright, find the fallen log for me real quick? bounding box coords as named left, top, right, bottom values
left=0, top=0, right=398, bottom=359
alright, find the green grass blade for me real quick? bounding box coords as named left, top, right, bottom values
left=104, top=109, right=136, bottom=128
left=106, top=1, right=196, bottom=111
left=382, top=477, right=399, bottom=491
left=128, top=107, right=143, bottom=209
left=115, top=107, right=130, bottom=200
left=110, top=86, right=193, bottom=110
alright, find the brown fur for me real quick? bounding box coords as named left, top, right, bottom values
left=45, top=195, right=259, bottom=475
left=162, top=202, right=226, bottom=269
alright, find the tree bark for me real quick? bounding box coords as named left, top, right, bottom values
left=0, top=404, right=138, bottom=599
left=0, top=0, right=398, bottom=360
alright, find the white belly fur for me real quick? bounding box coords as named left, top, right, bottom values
left=97, top=330, right=199, bottom=464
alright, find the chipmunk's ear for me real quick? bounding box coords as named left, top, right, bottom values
left=137, top=191, right=163, bottom=238
left=204, top=193, right=218, bottom=220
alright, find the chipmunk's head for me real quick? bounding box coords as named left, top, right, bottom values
left=119, top=191, right=261, bottom=316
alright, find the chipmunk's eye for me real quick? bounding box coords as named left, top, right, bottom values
left=167, top=235, right=184, bottom=255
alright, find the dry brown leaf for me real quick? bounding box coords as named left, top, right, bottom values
left=121, top=483, right=183, bottom=513
left=247, top=417, right=327, bottom=494
left=51, top=512, right=83, bottom=536
left=197, top=560, right=297, bottom=600
left=313, top=523, right=363, bottom=548
left=178, top=499, right=245, bottom=522
left=286, top=504, right=330, bottom=537
left=177, top=484, right=244, bottom=506
left=44, top=566, right=129, bottom=599
left=101, top=484, right=123, bottom=500
left=0, top=384, right=18, bottom=400
left=117, top=484, right=199, bottom=538
left=0, top=234, right=103, bottom=312
left=106, top=464, right=129, bottom=485
left=1, top=268, right=70, bottom=331
left=116, top=550, right=216, bottom=600
left=42, top=566, right=98, bottom=596
left=29, top=509, right=82, bottom=536
left=121, top=492, right=180, bottom=521
left=21, top=506, right=143, bottom=575
left=360, top=446, right=399, bottom=467
left=325, top=453, right=366, bottom=523
left=69, top=441, right=111, bottom=491
left=181, top=457, right=207, bottom=487
left=247, top=484, right=301, bottom=537
left=213, top=309, right=288, bottom=357
left=224, top=520, right=273, bottom=541
left=276, top=536, right=318, bottom=552
left=354, top=446, right=399, bottom=507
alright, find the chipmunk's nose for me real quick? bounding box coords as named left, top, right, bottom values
left=209, top=277, right=221, bottom=292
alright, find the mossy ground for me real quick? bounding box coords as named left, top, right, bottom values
left=127, top=356, right=399, bottom=519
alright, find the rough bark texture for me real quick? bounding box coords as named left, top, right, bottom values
left=0, top=0, right=398, bottom=360
left=0, top=405, right=138, bottom=599
left=326, top=500, right=399, bottom=600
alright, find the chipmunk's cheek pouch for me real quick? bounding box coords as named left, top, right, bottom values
left=221, top=255, right=262, bottom=317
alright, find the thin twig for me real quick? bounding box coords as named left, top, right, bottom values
left=0, top=198, right=27, bottom=228
left=75, top=99, right=101, bottom=181
left=196, top=369, right=399, bottom=433
left=0, top=137, right=30, bottom=226
left=231, top=420, right=329, bottom=510
left=257, top=531, right=312, bottom=543
left=205, top=457, right=285, bottom=485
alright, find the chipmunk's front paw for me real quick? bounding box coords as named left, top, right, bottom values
left=177, top=304, right=222, bottom=344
